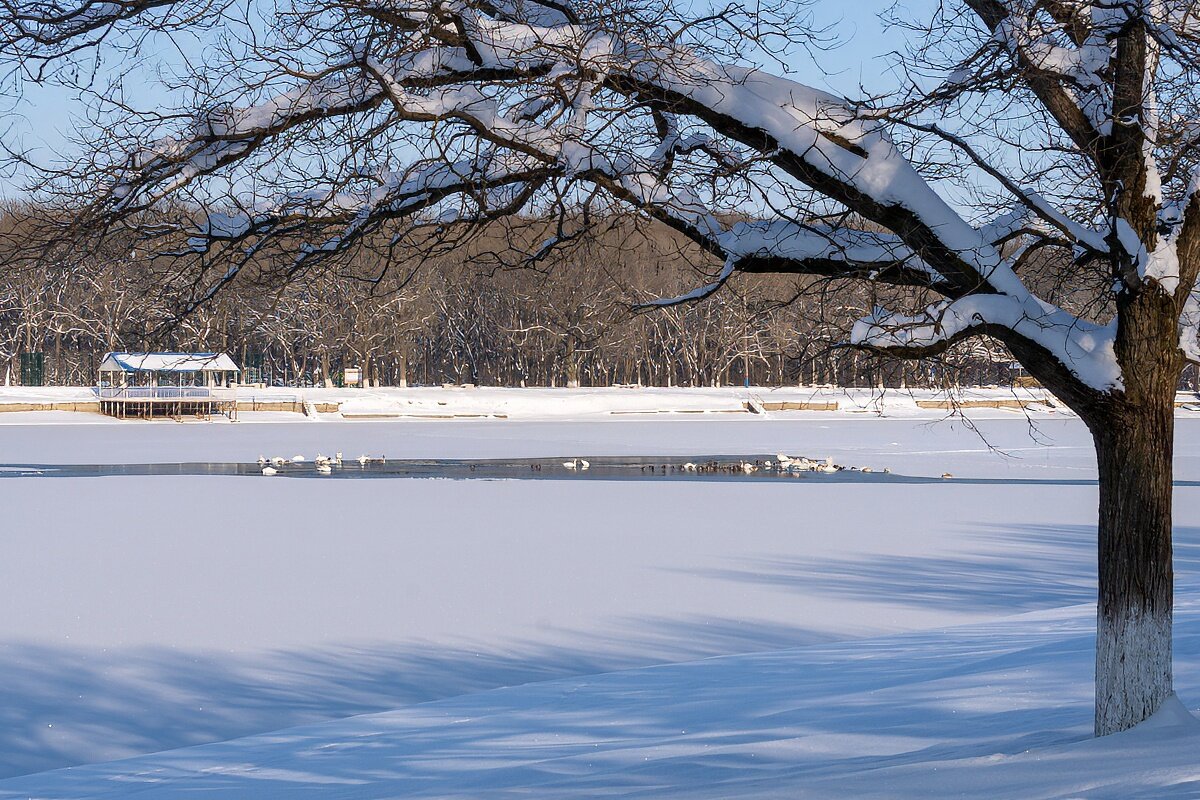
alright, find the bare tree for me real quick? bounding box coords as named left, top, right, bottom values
left=5, top=0, right=1200, bottom=735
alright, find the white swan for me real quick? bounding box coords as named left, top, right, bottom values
left=262, top=466, right=278, bottom=476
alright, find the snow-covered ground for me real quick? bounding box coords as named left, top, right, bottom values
left=2, top=408, right=1200, bottom=796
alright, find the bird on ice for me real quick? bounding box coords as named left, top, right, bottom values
left=262, top=466, right=278, bottom=476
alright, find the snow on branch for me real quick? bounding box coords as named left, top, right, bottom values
left=108, top=46, right=496, bottom=211
left=968, top=0, right=1114, bottom=141
left=1, top=0, right=181, bottom=50
left=852, top=294, right=1121, bottom=391
left=84, top=0, right=1133, bottom=393
left=185, top=155, right=558, bottom=270
left=637, top=254, right=735, bottom=308
left=1181, top=287, right=1200, bottom=364
left=638, top=221, right=952, bottom=309
left=893, top=119, right=1110, bottom=255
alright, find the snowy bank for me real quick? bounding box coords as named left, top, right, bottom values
left=0, top=385, right=1075, bottom=421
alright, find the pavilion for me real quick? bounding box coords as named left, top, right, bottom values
left=96, top=352, right=241, bottom=419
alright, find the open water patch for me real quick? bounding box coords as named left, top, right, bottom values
left=0, top=454, right=1197, bottom=486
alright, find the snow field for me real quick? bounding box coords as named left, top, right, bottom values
left=0, top=416, right=1198, bottom=795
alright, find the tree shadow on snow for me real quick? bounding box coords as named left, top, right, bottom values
left=7, top=524, right=1200, bottom=785
left=0, top=616, right=842, bottom=779
left=680, top=524, right=1200, bottom=616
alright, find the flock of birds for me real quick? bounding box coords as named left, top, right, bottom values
left=253, top=451, right=953, bottom=480
left=560, top=453, right=904, bottom=477
left=257, top=452, right=385, bottom=476
left=634, top=454, right=890, bottom=476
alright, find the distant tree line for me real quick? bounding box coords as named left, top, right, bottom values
left=0, top=204, right=1039, bottom=389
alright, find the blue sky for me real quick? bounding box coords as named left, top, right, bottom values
left=3, top=1, right=936, bottom=192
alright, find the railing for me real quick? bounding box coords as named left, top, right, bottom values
left=94, top=386, right=237, bottom=400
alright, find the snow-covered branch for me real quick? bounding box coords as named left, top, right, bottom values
left=852, top=293, right=1121, bottom=391
left=54, top=0, right=1200, bottom=397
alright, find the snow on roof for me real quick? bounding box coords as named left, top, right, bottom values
left=98, top=352, right=240, bottom=373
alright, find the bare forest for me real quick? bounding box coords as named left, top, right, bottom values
left=0, top=205, right=1020, bottom=388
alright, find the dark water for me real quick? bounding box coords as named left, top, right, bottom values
left=1, top=455, right=1196, bottom=486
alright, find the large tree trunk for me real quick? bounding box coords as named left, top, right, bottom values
left=1077, top=284, right=1182, bottom=736
left=1015, top=280, right=1181, bottom=737
left=1089, top=393, right=1174, bottom=736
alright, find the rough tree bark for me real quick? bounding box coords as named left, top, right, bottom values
left=1089, top=392, right=1175, bottom=735
left=1081, top=288, right=1182, bottom=734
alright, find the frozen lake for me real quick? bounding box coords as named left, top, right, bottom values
left=3, top=414, right=1200, bottom=789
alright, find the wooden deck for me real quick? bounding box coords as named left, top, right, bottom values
left=96, top=387, right=238, bottom=419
